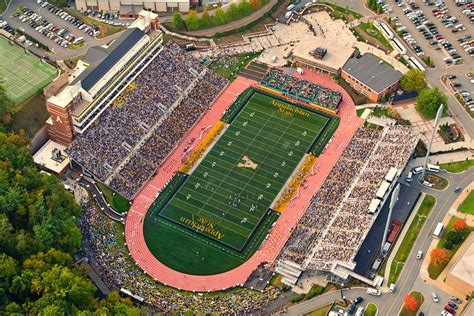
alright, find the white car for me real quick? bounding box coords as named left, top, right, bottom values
left=423, top=181, right=433, bottom=188
left=416, top=250, right=423, bottom=259
left=432, top=292, right=439, bottom=303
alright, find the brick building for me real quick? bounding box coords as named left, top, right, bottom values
left=341, top=53, right=402, bottom=102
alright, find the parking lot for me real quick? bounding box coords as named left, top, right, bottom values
left=0, top=0, right=123, bottom=60
left=384, top=0, right=474, bottom=136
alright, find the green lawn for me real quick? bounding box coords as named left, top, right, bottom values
left=358, top=22, right=394, bottom=52
left=304, top=303, right=333, bottom=316
left=458, top=191, right=474, bottom=215
left=365, top=303, right=378, bottom=316
left=96, top=182, right=130, bottom=214
left=320, top=2, right=363, bottom=20
left=399, top=291, right=423, bottom=316
left=428, top=216, right=473, bottom=279
left=440, top=160, right=474, bottom=173
left=208, top=52, right=260, bottom=81
left=0, top=0, right=10, bottom=14
left=388, top=195, right=435, bottom=283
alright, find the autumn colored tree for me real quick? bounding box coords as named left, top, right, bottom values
left=430, top=248, right=450, bottom=266
left=404, top=294, right=418, bottom=311
left=186, top=10, right=200, bottom=31
left=250, top=0, right=262, bottom=9
left=453, top=219, right=467, bottom=231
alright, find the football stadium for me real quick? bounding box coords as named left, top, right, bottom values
left=50, top=22, right=418, bottom=294
left=143, top=88, right=339, bottom=274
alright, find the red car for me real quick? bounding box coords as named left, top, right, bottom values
left=444, top=305, right=456, bottom=315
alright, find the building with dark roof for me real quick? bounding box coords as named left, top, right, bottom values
left=45, top=20, right=163, bottom=146
left=341, top=53, right=403, bottom=102
left=73, top=27, right=147, bottom=96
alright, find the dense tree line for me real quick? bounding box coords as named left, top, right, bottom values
left=173, top=0, right=269, bottom=31
left=0, top=129, right=143, bottom=314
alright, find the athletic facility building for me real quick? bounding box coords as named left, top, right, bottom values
left=46, top=17, right=161, bottom=146
left=341, top=53, right=402, bottom=102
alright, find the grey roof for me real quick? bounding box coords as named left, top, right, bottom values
left=84, top=46, right=108, bottom=64
left=342, top=54, right=402, bottom=93
left=73, top=28, right=146, bottom=93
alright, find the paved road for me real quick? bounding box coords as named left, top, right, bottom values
left=76, top=176, right=124, bottom=222
left=287, top=163, right=474, bottom=315
left=1, top=0, right=123, bottom=60
left=386, top=0, right=474, bottom=139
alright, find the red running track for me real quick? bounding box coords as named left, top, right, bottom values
left=125, top=69, right=364, bottom=291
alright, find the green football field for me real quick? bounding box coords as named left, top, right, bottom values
left=152, top=92, right=329, bottom=250
left=0, top=36, right=57, bottom=104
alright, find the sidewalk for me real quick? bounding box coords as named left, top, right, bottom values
left=411, top=150, right=474, bottom=167
left=382, top=193, right=426, bottom=290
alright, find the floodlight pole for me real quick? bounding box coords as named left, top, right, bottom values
left=381, top=183, right=400, bottom=258
left=421, top=105, right=443, bottom=181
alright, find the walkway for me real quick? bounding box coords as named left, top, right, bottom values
left=124, top=68, right=362, bottom=291
left=185, top=0, right=279, bottom=37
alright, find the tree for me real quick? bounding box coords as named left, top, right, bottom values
left=404, top=294, right=418, bottom=311
left=415, top=88, right=447, bottom=119
left=172, top=12, right=185, bottom=30
left=400, top=69, right=426, bottom=93
left=238, top=0, right=252, bottom=16
left=226, top=3, right=240, bottom=21
left=215, top=8, right=227, bottom=25
left=186, top=10, right=200, bottom=31
left=0, top=84, right=13, bottom=124
left=430, top=248, right=450, bottom=266
left=201, top=8, right=211, bottom=28
left=453, top=219, right=467, bottom=231
left=250, top=0, right=262, bottom=9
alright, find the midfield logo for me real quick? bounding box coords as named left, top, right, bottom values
left=237, top=155, right=258, bottom=170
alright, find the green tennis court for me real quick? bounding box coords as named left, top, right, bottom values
left=0, top=36, right=57, bottom=104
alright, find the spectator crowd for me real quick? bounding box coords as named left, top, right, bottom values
left=279, top=126, right=418, bottom=271
left=261, top=70, right=342, bottom=111
left=79, top=203, right=282, bottom=314
left=68, top=43, right=228, bottom=199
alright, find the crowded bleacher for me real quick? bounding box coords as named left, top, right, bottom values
left=279, top=126, right=418, bottom=271
left=67, top=43, right=228, bottom=199
left=261, top=69, right=342, bottom=111
left=80, top=202, right=282, bottom=313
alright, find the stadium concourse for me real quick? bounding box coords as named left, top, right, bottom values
left=125, top=68, right=363, bottom=291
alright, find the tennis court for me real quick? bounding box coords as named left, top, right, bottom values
left=0, top=36, right=57, bottom=104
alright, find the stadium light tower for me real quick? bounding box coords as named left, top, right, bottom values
left=381, top=183, right=400, bottom=258
left=421, top=105, right=443, bottom=181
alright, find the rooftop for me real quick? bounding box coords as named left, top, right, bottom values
left=33, top=140, right=70, bottom=174
left=342, top=53, right=403, bottom=93
left=450, top=235, right=474, bottom=288
left=73, top=27, right=146, bottom=93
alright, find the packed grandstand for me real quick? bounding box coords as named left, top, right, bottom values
left=261, top=69, right=343, bottom=111
left=277, top=125, right=418, bottom=284
left=67, top=43, right=229, bottom=199
left=66, top=36, right=419, bottom=308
